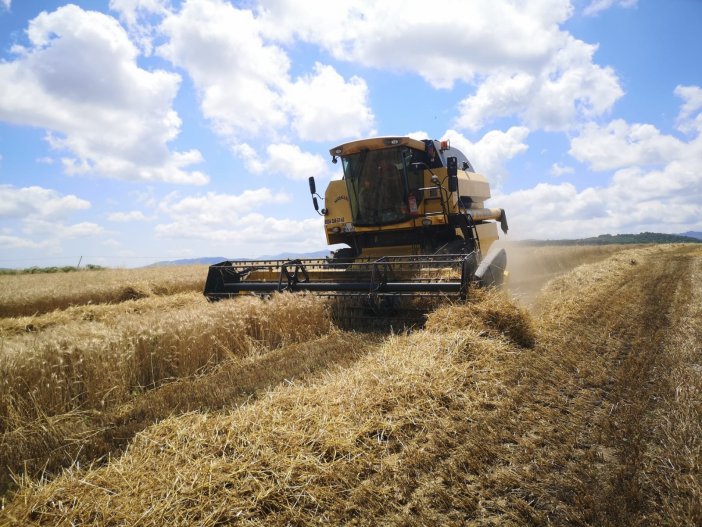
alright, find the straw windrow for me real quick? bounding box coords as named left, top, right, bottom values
left=1, top=245, right=699, bottom=525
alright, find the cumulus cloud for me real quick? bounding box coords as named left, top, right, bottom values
left=157, top=188, right=290, bottom=227
left=157, top=0, right=375, bottom=146
left=257, top=0, right=570, bottom=89
left=0, top=4, right=205, bottom=184
left=0, top=185, right=104, bottom=250
left=158, top=0, right=289, bottom=138
left=109, top=0, right=170, bottom=27
left=569, top=120, right=686, bottom=171
left=108, top=0, right=171, bottom=54
left=284, top=63, right=375, bottom=141
left=440, top=127, right=530, bottom=183
left=155, top=187, right=325, bottom=253
left=163, top=214, right=323, bottom=247
left=236, top=143, right=329, bottom=181
left=498, top=161, right=701, bottom=240
left=0, top=185, right=91, bottom=220
left=675, top=85, right=702, bottom=134
left=457, top=37, right=623, bottom=131
left=107, top=210, right=149, bottom=222
left=583, top=0, right=638, bottom=17
left=0, top=235, right=51, bottom=250
left=498, top=88, right=702, bottom=239
left=22, top=219, right=104, bottom=239
left=256, top=0, right=621, bottom=132
left=550, top=163, right=575, bottom=177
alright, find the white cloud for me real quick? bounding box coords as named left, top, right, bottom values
left=0, top=4, right=205, bottom=184
left=0, top=185, right=91, bottom=220
left=109, top=0, right=170, bottom=26
left=162, top=213, right=323, bottom=246
left=157, top=188, right=291, bottom=227
left=157, top=0, right=375, bottom=147
left=0, top=185, right=105, bottom=251
left=569, top=120, right=686, bottom=171
left=498, top=89, right=702, bottom=239
left=550, top=163, right=575, bottom=177
left=583, top=0, right=638, bottom=17
left=1, top=0, right=10, bottom=11
left=456, top=72, right=534, bottom=131
left=406, top=130, right=429, bottom=141
left=258, top=0, right=571, bottom=89
left=102, top=238, right=122, bottom=248
left=257, top=0, right=621, bottom=132
left=107, top=210, right=149, bottom=222
left=155, top=187, right=324, bottom=253
left=236, top=143, right=329, bottom=181
left=441, top=127, right=530, bottom=183
left=675, top=85, right=702, bottom=134
left=158, top=0, right=289, bottom=138
left=0, top=235, right=50, bottom=250
left=456, top=37, right=623, bottom=131
left=498, top=162, right=701, bottom=240
left=109, top=0, right=172, bottom=54
left=22, top=219, right=105, bottom=239
left=284, top=63, right=375, bottom=141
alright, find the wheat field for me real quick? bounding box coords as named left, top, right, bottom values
left=0, top=244, right=700, bottom=526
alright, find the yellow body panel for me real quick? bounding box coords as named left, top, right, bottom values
left=324, top=167, right=502, bottom=247
left=320, top=136, right=506, bottom=259
left=457, top=171, right=491, bottom=208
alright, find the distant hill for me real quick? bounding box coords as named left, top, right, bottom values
left=519, top=232, right=702, bottom=246
left=146, top=250, right=331, bottom=267
left=680, top=231, right=702, bottom=240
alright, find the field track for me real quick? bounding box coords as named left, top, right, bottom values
left=1, top=244, right=699, bottom=525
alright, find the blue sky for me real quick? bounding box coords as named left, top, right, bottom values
left=0, top=0, right=700, bottom=267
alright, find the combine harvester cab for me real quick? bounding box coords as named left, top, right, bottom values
left=204, top=137, right=508, bottom=327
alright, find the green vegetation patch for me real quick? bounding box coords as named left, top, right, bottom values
left=0, top=264, right=106, bottom=275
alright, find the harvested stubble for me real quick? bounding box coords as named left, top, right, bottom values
left=517, top=245, right=702, bottom=525
left=0, top=265, right=207, bottom=318
left=627, top=247, right=702, bottom=525
left=2, top=245, right=700, bottom=526
left=504, top=242, right=634, bottom=305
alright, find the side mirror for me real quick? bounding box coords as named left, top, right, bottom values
left=312, top=196, right=319, bottom=212
left=447, top=156, right=458, bottom=192
left=308, top=176, right=316, bottom=195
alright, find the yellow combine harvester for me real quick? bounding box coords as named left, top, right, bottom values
left=204, top=136, right=508, bottom=326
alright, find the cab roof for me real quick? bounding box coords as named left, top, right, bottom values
left=329, top=137, right=427, bottom=157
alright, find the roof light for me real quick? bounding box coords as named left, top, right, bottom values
left=440, top=140, right=450, bottom=151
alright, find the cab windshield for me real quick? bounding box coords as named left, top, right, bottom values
left=342, top=147, right=423, bottom=226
